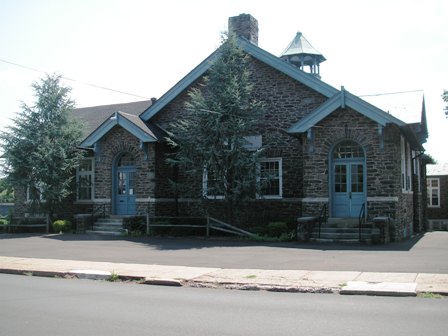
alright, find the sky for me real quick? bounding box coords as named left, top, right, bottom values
left=1, top=0, right=447, bottom=163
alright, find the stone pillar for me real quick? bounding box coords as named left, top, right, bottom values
left=373, top=216, right=390, bottom=244
left=74, top=214, right=92, bottom=234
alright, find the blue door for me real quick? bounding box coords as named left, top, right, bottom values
left=331, top=140, right=366, bottom=218
left=116, top=168, right=136, bottom=215
left=332, top=162, right=365, bottom=217
left=114, top=152, right=136, bottom=216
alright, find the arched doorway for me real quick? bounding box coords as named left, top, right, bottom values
left=331, top=140, right=366, bottom=218
left=113, top=152, right=136, bottom=215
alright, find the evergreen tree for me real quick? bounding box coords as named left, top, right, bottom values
left=167, top=34, right=264, bottom=223
left=0, top=177, right=14, bottom=203
left=443, top=90, right=448, bottom=118
left=0, top=74, right=83, bottom=231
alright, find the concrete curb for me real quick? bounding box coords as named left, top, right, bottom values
left=340, top=281, right=417, bottom=297
left=143, top=278, right=183, bottom=287
left=68, top=270, right=112, bottom=280
left=1, top=256, right=448, bottom=297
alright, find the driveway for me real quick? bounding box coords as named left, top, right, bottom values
left=0, top=232, right=447, bottom=274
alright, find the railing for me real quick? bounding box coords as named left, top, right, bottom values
left=145, top=216, right=256, bottom=238
left=145, top=216, right=207, bottom=236
left=318, top=203, right=328, bottom=239
left=358, top=203, right=366, bottom=241
left=90, top=202, right=106, bottom=229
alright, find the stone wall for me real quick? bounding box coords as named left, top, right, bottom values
left=427, top=175, right=448, bottom=219
left=151, top=55, right=328, bottom=223
left=301, top=108, right=403, bottom=217
left=94, top=126, right=156, bottom=216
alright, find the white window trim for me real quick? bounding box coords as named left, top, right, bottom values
left=427, top=178, right=440, bottom=208
left=202, top=168, right=225, bottom=200
left=26, top=183, right=46, bottom=203
left=257, top=157, right=283, bottom=199
left=76, top=157, right=95, bottom=201
left=413, top=151, right=421, bottom=193
left=401, top=136, right=413, bottom=193
left=406, top=142, right=412, bottom=192
left=202, top=157, right=283, bottom=200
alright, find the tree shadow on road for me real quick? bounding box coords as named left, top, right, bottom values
left=20, top=231, right=429, bottom=252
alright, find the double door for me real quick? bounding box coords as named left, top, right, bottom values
left=332, top=162, right=365, bottom=218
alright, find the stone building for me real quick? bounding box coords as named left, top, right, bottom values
left=426, top=163, right=448, bottom=231
left=14, top=14, right=429, bottom=241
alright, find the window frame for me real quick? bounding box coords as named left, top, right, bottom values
left=26, top=183, right=46, bottom=202
left=202, top=167, right=225, bottom=200
left=76, top=157, right=95, bottom=201
left=400, top=136, right=413, bottom=193
left=427, top=177, right=440, bottom=208
left=257, top=157, right=283, bottom=199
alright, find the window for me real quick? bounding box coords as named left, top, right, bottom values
left=117, top=152, right=135, bottom=167
left=427, top=178, right=440, bottom=207
left=333, top=140, right=364, bottom=159
left=259, top=158, right=282, bottom=198
left=77, top=158, right=94, bottom=201
left=203, top=167, right=225, bottom=199
left=203, top=157, right=283, bottom=199
left=413, top=151, right=421, bottom=192
left=26, top=183, right=46, bottom=202
left=400, top=137, right=412, bottom=192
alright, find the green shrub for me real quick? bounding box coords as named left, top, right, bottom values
left=266, top=221, right=289, bottom=237
left=52, top=219, right=72, bottom=233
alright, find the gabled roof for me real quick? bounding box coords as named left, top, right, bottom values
left=73, top=100, right=153, bottom=138
left=288, top=87, right=407, bottom=134
left=140, top=37, right=338, bottom=121
left=79, top=111, right=158, bottom=149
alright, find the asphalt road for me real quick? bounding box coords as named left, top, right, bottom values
left=1, top=273, right=447, bottom=336
left=0, top=231, right=447, bottom=273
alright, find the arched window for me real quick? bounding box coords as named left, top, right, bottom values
left=333, top=140, right=364, bottom=159
left=117, top=152, right=135, bottom=167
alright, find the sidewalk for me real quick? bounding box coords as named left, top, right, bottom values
left=1, top=256, right=447, bottom=296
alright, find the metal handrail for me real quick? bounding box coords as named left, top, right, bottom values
left=90, top=202, right=106, bottom=230
left=318, top=203, right=327, bottom=238
left=358, top=203, right=366, bottom=241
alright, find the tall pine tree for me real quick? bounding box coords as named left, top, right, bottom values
left=167, top=34, right=264, bottom=223
left=443, top=90, right=448, bottom=118
left=0, top=74, right=83, bottom=231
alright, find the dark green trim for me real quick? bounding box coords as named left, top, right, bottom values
left=140, top=37, right=339, bottom=122
left=79, top=112, right=157, bottom=148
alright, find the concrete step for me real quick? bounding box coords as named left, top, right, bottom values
left=311, top=232, right=372, bottom=240
left=309, top=217, right=379, bottom=242
left=95, top=218, right=124, bottom=224
left=311, top=227, right=375, bottom=234
left=319, top=222, right=373, bottom=229
left=86, top=217, right=126, bottom=236
left=327, top=217, right=359, bottom=225
left=92, top=222, right=123, bottom=229
left=92, top=225, right=124, bottom=231
left=85, top=230, right=126, bottom=236
left=310, top=237, right=373, bottom=244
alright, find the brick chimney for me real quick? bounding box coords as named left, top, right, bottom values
left=228, top=14, right=258, bottom=45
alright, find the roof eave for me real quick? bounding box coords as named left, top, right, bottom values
left=140, top=50, right=220, bottom=121
left=79, top=112, right=157, bottom=148
left=140, top=36, right=339, bottom=122
left=288, top=89, right=408, bottom=134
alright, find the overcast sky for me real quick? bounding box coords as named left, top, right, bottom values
left=1, top=0, right=447, bottom=162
